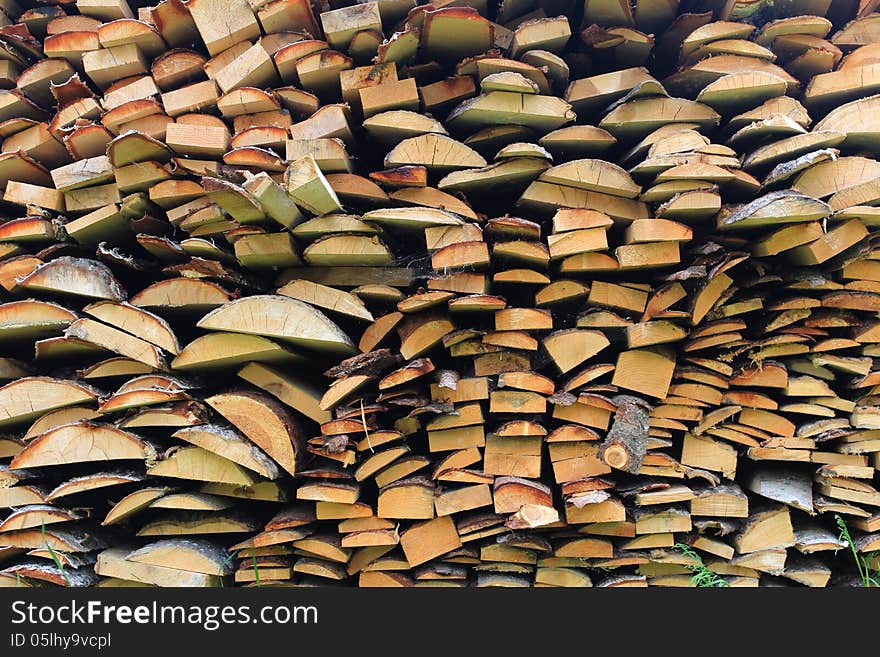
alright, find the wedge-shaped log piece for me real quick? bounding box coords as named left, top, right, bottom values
left=277, top=279, right=373, bottom=321
left=197, top=295, right=355, bottom=355
left=206, top=391, right=303, bottom=476
left=0, top=151, right=52, bottom=191
left=34, top=335, right=108, bottom=361
left=186, top=0, right=260, bottom=56
left=293, top=215, right=377, bottom=240
left=681, top=20, right=756, bottom=54
left=10, top=421, right=154, bottom=469
left=203, top=177, right=265, bottom=224
left=326, top=173, right=388, bottom=205
left=46, top=470, right=144, bottom=502
left=0, top=480, right=47, bottom=508
left=130, top=279, right=232, bottom=314
left=284, top=153, right=343, bottom=215
left=398, top=313, right=455, bottom=360
left=173, top=424, right=280, bottom=480
left=363, top=207, right=465, bottom=230
left=319, top=374, right=372, bottom=411
left=517, top=181, right=649, bottom=222
left=107, top=130, right=171, bottom=167
left=792, top=156, right=880, bottom=199
left=543, top=329, right=611, bottom=374
left=507, top=15, right=571, bottom=58
left=599, top=97, right=720, bottom=140
left=17, top=257, right=125, bottom=301
left=625, top=218, right=692, bottom=244
left=384, top=133, right=486, bottom=174
left=399, top=514, right=461, bottom=567
left=242, top=172, right=304, bottom=229
left=695, top=71, right=788, bottom=114
left=830, top=176, right=880, bottom=212
left=148, top=446, right=261, bottom=486
left=0, top=377, right=100, bottom=428
left=390, top=187, right=477, bottom=220
left=64, top=318, right=166, bottom=369
left=733, top=506, right=795, bottom=555
left=1, top=527, right=106, bottom=553
left=137, top=511, right=261, bottom=536
left=438, top=159, right=550, bottom=195
left=97, top=17, right=165, bottom=57
left=95, top=547, right=221, bottom=586
left=24, top=405, right=102, bottom=440
left=717, top=191, right=831, bottom=231
left=743, top=466, right=813, bottom=514
left=150, top=492, right=235, bottom=511
left=539, top=125, right=616, bottom=159
left=237, top=362, right=332, bottom=424
left=80, top=44, right=149, bottom=91
left=165, top=122, right=229, bottom=158
left=363, top=110, right=448, bottom=144
left=122, top=539, right=230, bottom=576
left=0, top=300, right=77, bottom=342
left=112, top=399, right=204, bottom=430
left=742, top=131, right=845, bottom=172
left=78, top=358, right=154, bottom=383
left=288, top=103, right=352, bottom=143
left=3, top=183, right=65, bottom=212
left=103, top=487, right=170, bottom=525
left=539, top=158, right=640, bottom=198
left=814, top=94, right=880, bottom=149
left=805, top=64, right=880, bottom=108
left=64, top=205, right=129, bottom=247
left=218, top=86, right=280, bottom=118
left=565, top=66, right=657, bottom=114
left=447, top=91, right=575, bottom=133
left=198, top=480, right=288, bottom=503
left=172, top=333, right=302, bottom=371
left=421, top=7, right=494, bottom=62
left=787, top=219, right=868, bottom=266
left=303, top=234, right=394, bottom=267
left=214, top=42, right=279, bottom=94
left=665, top=55, right=798, bottom=98
left=0, top=505, right=82, bottom=533
left=83, top=301, right=179, bottom=355
left=50, top=155, right=114, bottom=191
left=612, top=347, right=675, bottom=400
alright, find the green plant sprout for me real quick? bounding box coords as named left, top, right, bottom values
left=41, top=522, right=70, bottom=587
left=834, top=514, right=879, bottom=588
left=223, top=548, right=261, bottom=587
left=674, top=543, right=729, bottom=588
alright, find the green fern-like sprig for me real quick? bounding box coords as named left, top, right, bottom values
left=41, top=522, right=70, bottom=587
left=835, top=514, right=879, bottom=587
left=674, top=543, right=729, bottom=588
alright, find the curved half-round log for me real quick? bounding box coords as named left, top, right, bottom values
left=16, top=257, right=126, bottom=301
left=197, top=295, right=356, bottom=355
left=173, top=424, right=281, bottom=480
left=10, top=421, right=155, bottom=469
left=0, top=377, right=101, bottom=428
left=205, top=391, right=304, bottom=476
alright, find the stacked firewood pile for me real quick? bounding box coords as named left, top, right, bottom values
left=0, top=0, right=879, bottom=588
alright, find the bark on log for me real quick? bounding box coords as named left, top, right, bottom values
left=597, top=395, right=652, bottom=474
